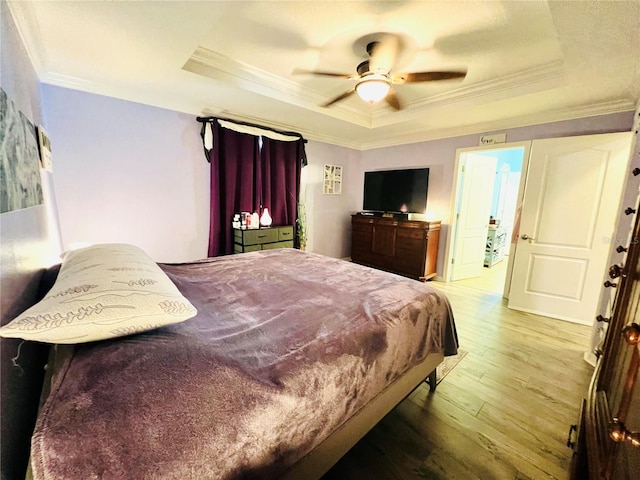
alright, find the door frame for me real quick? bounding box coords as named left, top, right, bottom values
left=442, top=140, right=531, bottom=296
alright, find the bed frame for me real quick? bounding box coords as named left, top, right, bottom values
left=282, top=351, right=442, bottom=479
left=23, top=347, right=442, bottom=480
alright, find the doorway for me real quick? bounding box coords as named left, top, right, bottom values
left=443, top=141, right=530, bottom=296
left=444, top=133, right=633, bottom=325
left=506, top=132, right=632, bottom=324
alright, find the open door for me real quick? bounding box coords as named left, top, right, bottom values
left=449, top=154, right=497, bottom=281
left=508, top=132, right=633, bottom=324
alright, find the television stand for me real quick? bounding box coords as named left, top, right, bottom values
left=351, top=215, right=440, bottom=281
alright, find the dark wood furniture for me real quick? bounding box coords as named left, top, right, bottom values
left=568, top=128, right=640, bottom=479
left=233, top=225, right=294, bottom=253
left=351, top=214, right=440, bottom=281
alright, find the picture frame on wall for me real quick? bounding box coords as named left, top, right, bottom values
left=323, top=164, right=342, bottom=195
left=37, top=126, right=53, bottom=171
left=0, top=88, right=44, bottom=214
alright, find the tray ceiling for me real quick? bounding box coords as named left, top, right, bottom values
left=8, top=0, right=640, bottom=150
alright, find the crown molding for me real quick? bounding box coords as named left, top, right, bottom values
left=370, top=61, right=569, bottom=128
left=358, top=98, right=637, bottom=150
left=36, top=69, right=636, bottom=152
left=183, top=46, right=372, bottom=128
left=38, top=68, right=364, bottom=150
left=186, top=97, right=639, bottom=151
left=41, top=72, right=97, bottom=90
left=183, top=48, right=577, bottom=135
left=414, top=61, right=567, bottom=110
left=7, top=0, right=48, bottom=74
left=203, top=111, right=364, bottom=150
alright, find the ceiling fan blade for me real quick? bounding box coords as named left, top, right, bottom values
left=368, top=33, right=399, bottom=73
left=393, top=70, right=467, bottom=84
left=385, top=89, right=402, bottom=111
left=292, top=68, right=353, bottom=79
left=322, top=89, right=356, bottom=107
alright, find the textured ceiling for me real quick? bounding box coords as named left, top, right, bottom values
left=8, top=0, right=640, bottom=149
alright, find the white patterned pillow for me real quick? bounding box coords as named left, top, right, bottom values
left=0, top=243, right=197, bottom=344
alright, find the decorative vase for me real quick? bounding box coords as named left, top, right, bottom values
left=260, top=208, right=272, bottom=227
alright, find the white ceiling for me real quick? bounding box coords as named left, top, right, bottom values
left=8, top=0, right=640, bottom=150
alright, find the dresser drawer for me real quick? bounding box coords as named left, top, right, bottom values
left=278, top=226, right=294, bottom=241
left=234, top=243, right=261, bottom=253
left=397, top=227, right=426, bottom=240
left=262, top=240, right=294, bottom=250
left=234, top=225, right=296, bottom=254
left=396, top=236, right=424, bottom=252
left=242, top=228, right=279, bottom=245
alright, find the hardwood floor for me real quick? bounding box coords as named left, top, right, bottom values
left=322, top=276, right=594, bottom=480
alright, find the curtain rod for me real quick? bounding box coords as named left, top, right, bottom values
left=196, top=116, right=307, bottom=143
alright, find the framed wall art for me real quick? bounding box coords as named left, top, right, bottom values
left=323, top=164, right=342, bottom=195
left=0, top=88, right=44, bottom=214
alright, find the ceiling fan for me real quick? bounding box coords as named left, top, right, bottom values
left=294, top=33, right=467, bottom=110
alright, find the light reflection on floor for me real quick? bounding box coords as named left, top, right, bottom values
left=453, top=258, right=508, bottom=295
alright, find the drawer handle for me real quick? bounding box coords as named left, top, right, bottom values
left=609, top=264, right=626, bottom=279
left=622, top=323, right=640, bottom=345
left=258, top=235, right=267, bottom=239
left=609, top=419, right=640, bottom=448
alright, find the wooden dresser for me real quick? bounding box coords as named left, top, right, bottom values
left=351, top=214, right=440, bottom=281
left=233, top=226, right=294, bottom=253
left=568, top=115, right=640, bottom=479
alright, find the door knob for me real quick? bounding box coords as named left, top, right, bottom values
left=520, top=234, right=534, bottom=241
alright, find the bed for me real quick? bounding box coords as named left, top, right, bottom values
left=2, top=244, right=457, bottom=480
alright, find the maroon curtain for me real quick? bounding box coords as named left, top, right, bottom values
left=260, top=137, right=303, bottom=230
left=207, top=121, right=305, bottom=257
left=208, top=122, right=260, bottom=257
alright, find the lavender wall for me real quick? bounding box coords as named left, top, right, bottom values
left=359, top=111, right=636, bottom=275
left=41, top=86, right=363, bottom=261
left=302, top=141, right=361, bottom=258
left=0, top=2, right=61, bottom=478
left=42, top=79, right=634, bottom=268
left=41, top=85, right=210, bottom=262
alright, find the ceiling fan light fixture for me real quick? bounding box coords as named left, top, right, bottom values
left=355, top=75, right=391, bottom=103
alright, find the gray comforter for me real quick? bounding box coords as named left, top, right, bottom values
left=30, top=249, right=457, bottom=479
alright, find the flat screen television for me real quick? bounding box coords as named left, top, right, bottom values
left=363, top=168, right=429, bottom=214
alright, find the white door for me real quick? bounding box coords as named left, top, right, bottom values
left=508, top=132, right=632, bottom=324
left=450, top=154, right=497, bottom=281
